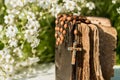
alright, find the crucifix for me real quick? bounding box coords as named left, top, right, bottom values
left=68, top=41, right=82, bottom=65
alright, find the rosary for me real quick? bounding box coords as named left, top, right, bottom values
left=55, top=14, right=91, bottom=65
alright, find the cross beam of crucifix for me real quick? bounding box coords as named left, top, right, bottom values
left=68, top=42, right=82, bottom=65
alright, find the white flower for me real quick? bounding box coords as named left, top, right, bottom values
left=0, top=25, right=3, bottom=32
left=50, top=5, right=63, bottom=17
left=73, top=0, right=85, bottom=3
left=7, top=9, right=20, bottom=15
left=5, top=0, right=24, bottom=8
left=28, top=0, right=36, bottom=3
left=26, top=19, right=40, bottom=31
left=38, top=0, right=51, bottom=9
left=6, top=25, right=18, bottom=38
left=27, top=11, right=36, bottom=20
left=8, top=38, right=18, bottom=47
left=19, top=12, right=25, bottom=19
left=3, top=48, right=10, bottom=55
left=13, top=47, right=23, bottom=58
left=6, top=77, right=12, bottom=80
left=48, top=0, right=58, bottom=4
left=117, top=7, right=120, bottom=14
left=64, top=0, right=76, bottom=11
left=112, top=0, right=117, bottom=4
left=4, top=14, right=14, bottom=24
left=24, top=30, right=37, bottom=42
left=86, top=2, right=95, bottom=10
left=4, top=64, right=14, bottom=74
left=31, top=38, right=40, bottom=48
left=5, top=54, right=11, bottom=63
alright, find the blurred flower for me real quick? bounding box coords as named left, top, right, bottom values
left=117, top=7, right=120, bottom=14
left=50, top=5, right=63, bottom=17
left=64, top=0, right=76, bottom=11
left=112, top=0, right=117, bottom=4
left=38, top=0, right=50, bottom=9
left=13, top=47, right=23, bottom=58
left=31, top=38, right=40, bottom=48
left=5, top=54, right=11, bottom=63
left=0, top=25, right=3, bottom=32
left=4, top=14, right=14, bottom=24
left=6, top=25, right=18, bottom=38
left=5, top=0, right=24, bottom=8
left=27, top=11, right=36, bottom=20
left=7, top=9, right=20, bottom=15
left=48, top=0, right=58, bottom=4
left=4, top=64, right=14, bottom=74
left=86, top=2, right=95, bottom=10
left=8, top=38, right=18, bottom=47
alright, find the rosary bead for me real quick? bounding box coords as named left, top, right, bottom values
left=55, top=33, right=58, bottom=38
left=55, top=27, right=59, bottom=31
left=63, top=30, right=66, bottom=35
left=60, top=34, right=64, bottom=41
left=67, top=17, right=72, bottom=21
left=55, top=20, right=58, bottom=24
left=57, top=37, right=60, bottom=42
left=61, top=21, right=64, bottom=26
left=56, top=41, right=59, bottom=45
left=85, top=19, right=91, bottom=24
left=60, top=28, right=63, bottom=32
left=74, top=30, right=78, bottom=35
left=64, top=24, right=67, bottom=29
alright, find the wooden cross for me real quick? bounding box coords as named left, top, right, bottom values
left=68, top=41, right=82, bottom=65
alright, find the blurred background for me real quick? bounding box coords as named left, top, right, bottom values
left=0, top=0, right=120, bottom=64
left=0, top=0, right=120, bottom=79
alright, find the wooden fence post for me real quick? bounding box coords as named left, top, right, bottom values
left=55, top=14, right=117, bottom=80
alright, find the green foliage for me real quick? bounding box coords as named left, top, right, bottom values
left=37, top=14, right=55, bottom=63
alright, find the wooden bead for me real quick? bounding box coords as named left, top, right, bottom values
left=63, top=14, right=67, bottom=20
left=67, top=17, right=72, bottom=21
left=55, top=27, right=57, bottom=31
left=74, top=30, right=78, bottom=35
left=61, top=21, right=64, bottom=26
left=60, top=34, right=63, bottom=39
left=56, top=41, right=59, bottom=45
left=60, top=28, right=63, bottom=32
left=60, top=17, right=63, bottom=21
left=57, top=14, right=62, bottom=18
left=55, top=33, right=58, bottom=38
left=60, top=36, right=64, bottom=41
left=85, top=19, right=91, bottom=24
left=55, top=27, right=59, bottom=31
left=64, top=24, right=67, bottom=29
left=57, top=37, right=60, bottom=42
left=55, top=20, right=58, bottom=24
left=63, top=30, right=66, bottom=35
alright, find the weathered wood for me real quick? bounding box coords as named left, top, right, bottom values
left=76, top=23, right=90, bottom=80
left=55, top=15, right=117, bottom=80
left=88, top=24, right=104, bottom=80
left=87, top=17, right=117, bottom=80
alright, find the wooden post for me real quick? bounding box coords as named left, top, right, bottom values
left=55, top=14, right=117, bottom=80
